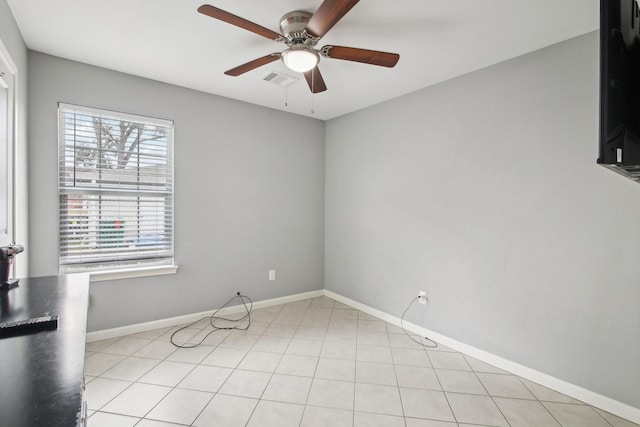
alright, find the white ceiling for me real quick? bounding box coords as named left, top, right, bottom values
left=8, top=0, right=599, bottom=120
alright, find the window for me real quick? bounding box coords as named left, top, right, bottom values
left=58, top=103, right=174, bottom=273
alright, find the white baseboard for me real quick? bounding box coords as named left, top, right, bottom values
left=86, top=289, right=324, bottom=343
left=86, top=287, right=639, bottom=424
left=323, top=289, right=640, bottom=425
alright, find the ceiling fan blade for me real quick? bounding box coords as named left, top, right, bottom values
left=303, top=67, right=327, bottom=93
left=321, top=45, right=399, bottom=67
left=224, top=53, right=281, bottom=76
left=305, top=0, right=360, bottom=38
left=198, top=5, right=283, bottom=41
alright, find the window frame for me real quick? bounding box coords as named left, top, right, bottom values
left=0, top=42, right=17, bottom=248
left=57, top=103, right=176, bottom=277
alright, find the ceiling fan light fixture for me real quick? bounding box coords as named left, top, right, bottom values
left=281, top=46, right=319, bottom=73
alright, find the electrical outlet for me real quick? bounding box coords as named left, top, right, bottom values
left=269, top=269, right=276, bottom=281
left=418, top=291, right=427, bottom=305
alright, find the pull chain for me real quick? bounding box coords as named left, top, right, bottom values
left=285, top=73, right=289, bottom=107
left=310, top=69, right=315, bottom=115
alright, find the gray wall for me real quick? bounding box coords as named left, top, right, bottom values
left=28, top=52, right=325, bottom=332
left=21, top=22, right=640, bottom=411
left=0, top=0, right=28, bottom=276
left=325, top=31, right=640, bottom=409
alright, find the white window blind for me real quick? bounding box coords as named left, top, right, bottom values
left=58, top=103, right=174, bottom=273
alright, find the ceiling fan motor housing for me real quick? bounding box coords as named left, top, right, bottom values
left=280, top=11, right=317, bottom=46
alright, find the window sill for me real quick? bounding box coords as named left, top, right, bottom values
left=89, top=265, right=179, bottom=282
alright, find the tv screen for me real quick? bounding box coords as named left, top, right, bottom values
left=599, top=0, right=640, bottom=181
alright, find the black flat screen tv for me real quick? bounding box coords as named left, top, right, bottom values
left=599, top=0, right=640, bottom=182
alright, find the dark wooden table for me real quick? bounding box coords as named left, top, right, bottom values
left=0, top=274, right=89, bottom=427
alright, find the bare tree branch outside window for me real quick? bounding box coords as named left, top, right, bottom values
left=79, top=118, right=166, bottom=171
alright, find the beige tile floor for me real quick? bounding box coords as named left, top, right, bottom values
left=84, top=296, right=639, bottom=427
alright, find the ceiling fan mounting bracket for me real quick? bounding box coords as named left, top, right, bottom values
left=301, top=29, right=322, bottom=44
left=320, top=45, right=333, bottom=58
left=280, top=11, right=318, bottom=48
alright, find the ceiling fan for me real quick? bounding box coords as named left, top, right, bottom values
left=197, top=0, right=400, bottom=93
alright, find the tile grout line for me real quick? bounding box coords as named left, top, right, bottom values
left=297, top=298, right=336, bottom=427
left=211, top=302, right=287, bottom=427
left=424, top=347, right=460, bottom=426
left=85, top=296, right=636, bottom=427
left=467, top=360, right=513, bottom=427
left=387, top=322, right=409, bottom=427
left=228, top=302, right=284, bottom=427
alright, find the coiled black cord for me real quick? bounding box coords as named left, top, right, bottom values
left=170, top=293, right=253, bottom=349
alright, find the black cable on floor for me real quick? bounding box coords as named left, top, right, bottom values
left=400, top=296, right=438, bottom=348
left=170, top=293, right=253, bottom=349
